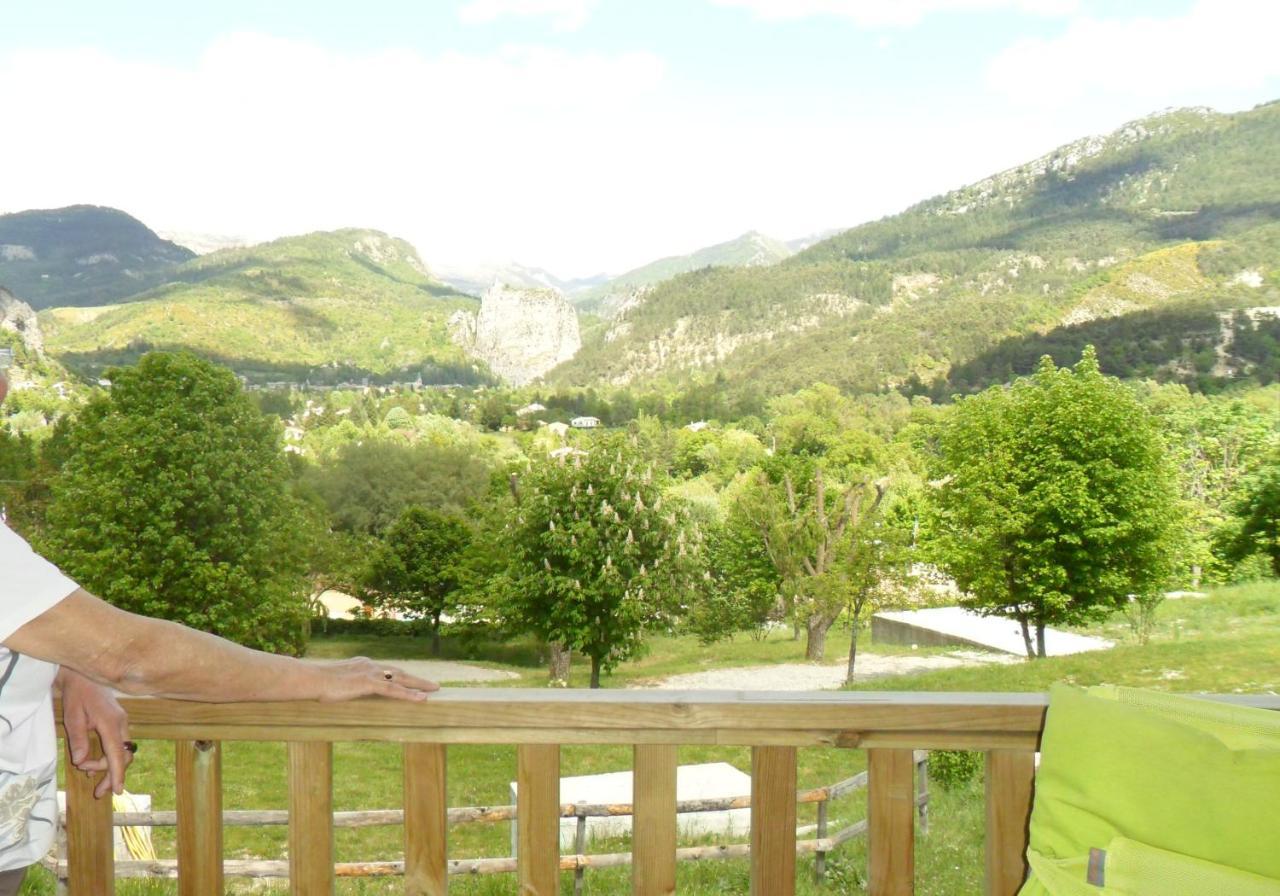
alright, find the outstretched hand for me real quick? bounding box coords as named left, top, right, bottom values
left=315, top=657, right=440, bottom=703
left=57, top=668, right=133, bottom=799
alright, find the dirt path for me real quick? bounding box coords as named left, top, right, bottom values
left=635, top=650, right=1017, bottom=691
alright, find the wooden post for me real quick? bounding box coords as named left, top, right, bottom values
left=984, top=750, right=1035, bottom=896
left=868, top=748, right=915, bottom=896
left=64, top=736, right=113, bottom=896
left=814, top=798, right=829, bottom=883
left=572, top=814, right=587, bottom=896
left=176, top=740, right=223, bottom=896
left=404, top=743, right=448, bottom=896
left=917, top=755, right=930, bottom=835
left=517, top=744, right=560, bottom=896
left=750, top=745, right=797, bottom=896
left=632, top=744, right=677, bottom=896
left=288, top=741, right=334, bottom=896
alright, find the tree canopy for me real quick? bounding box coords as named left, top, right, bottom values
left=42, top=352, right=309, bottom=654
left=929, top=347, right=1184, bottom=657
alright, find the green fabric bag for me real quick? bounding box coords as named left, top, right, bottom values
left=1018, top=684, right=1280, bottom=896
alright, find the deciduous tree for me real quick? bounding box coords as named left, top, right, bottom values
left=929, top=348, right=1183, bottom=657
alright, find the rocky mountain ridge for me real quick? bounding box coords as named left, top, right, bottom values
left=448, top=283, right=581, bottom=386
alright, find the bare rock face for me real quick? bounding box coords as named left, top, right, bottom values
left=0, top=287, right=43, bottom=355
left=449, top=283, right=580, bottom=385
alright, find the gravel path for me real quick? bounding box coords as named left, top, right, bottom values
left=636, top=650, right=1017, bottom=691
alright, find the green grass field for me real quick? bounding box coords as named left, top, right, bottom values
left=26, top=580, right=1279, bottom=894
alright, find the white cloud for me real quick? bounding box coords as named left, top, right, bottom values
left=458, top=0, right=597, bottom=31
left=711, top=0, right=1077, bottom=28
left=0, top=34, right=672, bottom=273
left=986, top=0, right=1280, bottom=105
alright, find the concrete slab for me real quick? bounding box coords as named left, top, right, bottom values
left=510, top=762, right=752, bottom=850
left=872, top=606, right=1113, bottom=657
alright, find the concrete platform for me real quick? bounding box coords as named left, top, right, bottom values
left=510, top=762, right=752, bottom=850
left=872, top=606, right=1113, bottom=657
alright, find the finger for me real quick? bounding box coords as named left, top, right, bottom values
left=65, top=711, right=91, bottom=767
left=77, top=757, right=109, bottom=772
left=378, top=668, right=440, bottom=693
left=376, top=680, right=437, bottom=702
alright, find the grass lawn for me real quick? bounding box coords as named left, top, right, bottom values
left=25, top=580, right=1278, bottom=894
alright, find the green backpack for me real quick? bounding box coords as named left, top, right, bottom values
left=1019, top=684, right=1280, bottom=896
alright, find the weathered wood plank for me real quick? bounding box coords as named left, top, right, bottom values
left=632, top=744, right=677, bottom=896
left=868, top=748, right=915, bottom=896
left=750, top=745, right=797, bottom=896
left=288, top=742, right=333, bottom=896
left=404, top=743, right=448, bottom=896
left=65, top=736, right=114, bottom=896
left=984, top=750, right=1035, bottom=896
left=517, top=744, right=560, bottom=896
left=175, top=740, right=223, bottom=896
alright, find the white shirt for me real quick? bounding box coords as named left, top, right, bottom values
left=0, top=521, right=79, bottom=870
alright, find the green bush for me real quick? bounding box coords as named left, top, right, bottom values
left=929, top=750, right=983, bottom=790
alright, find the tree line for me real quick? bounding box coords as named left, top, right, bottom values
left=2, top=351, right=1275, bottom=683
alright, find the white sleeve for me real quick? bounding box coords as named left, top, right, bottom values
left=0, top=521, right=80, bottom=641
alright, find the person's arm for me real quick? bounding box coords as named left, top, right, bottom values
left=6, top=589, right=438, bottom=703
left=55, top=667, right=133, bottom=798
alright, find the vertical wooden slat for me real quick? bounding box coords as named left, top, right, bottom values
left=632, top=744, right=677, bottom=896
left=64, top=736, right=113, bottom=896
left=814, top=798, right=829, bottom=883
left=288, top=741, right=334, bottom=896
left=750, top=745, right=797, bottom=896
left=404, top=743, right=448, bottom=896
left=176, top=739, right=223, bottom=896
left=984, top=750, right=1035, bottom=896
left=868, top=748, right=915, bottom=896
left=517, top=743, right=560, bottom=896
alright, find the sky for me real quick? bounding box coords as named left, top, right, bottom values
left=3, top=0, right=1279, bottom=277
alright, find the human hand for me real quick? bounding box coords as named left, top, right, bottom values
left=315, top=657, right=440, bottom=703
left=57, top=668, right=133, bottom=799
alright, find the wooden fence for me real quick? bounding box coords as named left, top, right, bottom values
left=53, top=689, right=1280, bottom=895
left=50, top=756, right=929, bottom=889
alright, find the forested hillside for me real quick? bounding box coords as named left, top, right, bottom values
left=0, top=205, right=194, bottom=308
left=552, top=102, right=1280, bottom=397
left=573, top=230, right=793, bottom=317
left=39, top=229, right=489, bottom=385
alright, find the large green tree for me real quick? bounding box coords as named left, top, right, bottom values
left=497, top=434, right=700, bottom=687
left=361, top=506, right=471, bottom=655
left=929, top=348, right=1183, bottom=657
left=43, top=352, right=309, bottom=654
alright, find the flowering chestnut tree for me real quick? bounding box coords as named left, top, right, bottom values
left=498, top=433, right=701, bottom=687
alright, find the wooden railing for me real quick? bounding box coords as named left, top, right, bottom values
left=49, top=689, right=1221, bottom=895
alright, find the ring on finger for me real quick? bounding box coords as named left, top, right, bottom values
left=123, top=741, right=138, bottom=755
left=382, top=670, right=394, bottom=681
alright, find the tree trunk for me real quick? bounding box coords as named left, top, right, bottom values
left=805, top=614, right=836, bottom=662
left=1035, top=623, right=1047, bottom=658
left=589, top=655, right=602, bottom=689
left=1018, top=616, right=1035, bottom=659
left=844, top=619, right=860, bottom=686
left=431, top=613, right=442, bottom=657
left=548, top=641, right=571, bottom=683
left=1191, top=564, right=1202, bottom=589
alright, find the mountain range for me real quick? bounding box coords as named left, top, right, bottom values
left=2, top=100, right=1277, bottom=396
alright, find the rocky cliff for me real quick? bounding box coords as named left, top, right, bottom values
left=448, top=283, right=581, bottom=385
left=0, top=287, right=44, bottom=355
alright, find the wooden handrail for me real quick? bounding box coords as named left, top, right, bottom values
left=57, top=691, right=1280, bottom=896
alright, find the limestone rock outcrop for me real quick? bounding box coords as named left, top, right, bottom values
left=449, top=283, right=580, bottom=385
left=0, top=287, right=44, bottom=355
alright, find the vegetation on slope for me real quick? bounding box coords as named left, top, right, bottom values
left=0, top=205, right=194, bottom=308
left=552, top=102, right=1280, bottom=398
left=39, top=229, right=489, bottom=385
